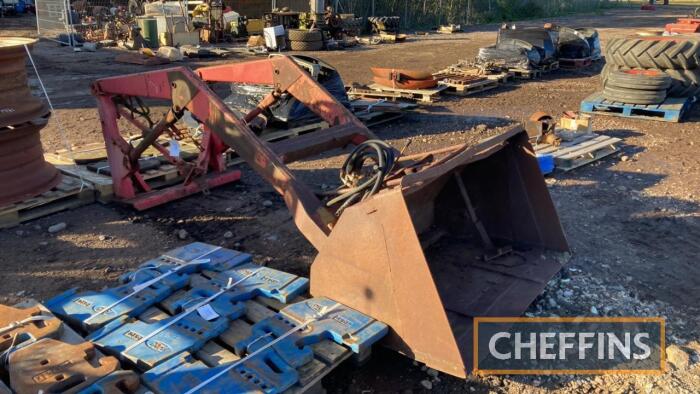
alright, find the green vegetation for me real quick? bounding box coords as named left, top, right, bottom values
left=339, top=0, right=628, bottom=29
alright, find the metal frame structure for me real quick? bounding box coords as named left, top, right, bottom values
left=35, top=0, right=78, bottom=46
left=92, top=56, right=373, bottom=214
left=93, top=55, right=569, bottom=377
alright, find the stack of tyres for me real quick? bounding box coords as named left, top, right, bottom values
left=602, top=35, right=700, bottom=98
left=287, top=29, right=323, bottom=51
left=602, top=69, right=672, bottom=104
left=368, top=16, right=400, bottom=34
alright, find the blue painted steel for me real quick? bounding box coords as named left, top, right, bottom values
left=161, top=264, right=309, bottom=314
left=281, top=297, right=388, bottom=354
left=89, top=294, right=245, bottom=370
left=580, top=92, right=694, bottom=123
left=233, top=315, right=313, bottom=368
left=142, top=352, right=299, bottom=394
left=124, top=242, right=252, bottom=281
left=45, top=268, right=189, bottom=332
left=75, top=371, right=139, bottom=394
left=235, top=297, right=388, bottom=367
left=46, top=243, right=252, bottom=332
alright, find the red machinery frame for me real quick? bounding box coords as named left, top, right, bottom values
left=92, top=56, right=373, bottom=213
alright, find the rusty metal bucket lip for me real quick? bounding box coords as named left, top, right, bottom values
left=399, top=126, right=523, bottom=188
left=0, top=37, right=38, bottom=49
left=370, top=67, right=434, bottom=81
left=372, top=76, right=438, bottom=90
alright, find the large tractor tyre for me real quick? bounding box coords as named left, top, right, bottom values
left=602, top=63, right=700, bottom=97
left=605, top=69, right=671, bottom=90
left=287, top=29, right=322, bottom=42
left=602, top=85, right=666, bottom=104
left=605, top=36, right=700, bottom=70
left=289, top=40, right=324, bottom=51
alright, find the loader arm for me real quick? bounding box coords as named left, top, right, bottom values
left=92, top=56, right=375, bottom=249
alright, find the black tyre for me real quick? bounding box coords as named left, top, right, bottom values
left=602, top=85, right=666, bottom=104
left=602, top=63, right=700, bottom=97
left=287, top=29, right=322, bottom=42
left=289, top=40, right=323, bottom=51
left=605, top=36, right=700, bottom=70
left=606, top=69, right=671, bottom=90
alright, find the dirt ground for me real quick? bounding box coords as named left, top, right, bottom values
left=2, top=5, right=700, bottom=393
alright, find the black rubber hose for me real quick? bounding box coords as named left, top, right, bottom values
left=326, top=139, right=397, bottom=215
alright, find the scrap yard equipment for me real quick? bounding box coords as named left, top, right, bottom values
left=92, top=55, right=569, bottom=378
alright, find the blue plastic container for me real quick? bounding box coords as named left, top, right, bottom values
left=536, top=153, right=554, bottom=175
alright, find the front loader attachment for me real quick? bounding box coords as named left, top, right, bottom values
left=310, top=128, right=568, bottom=377
left=93, top=56, right=567, bottom=379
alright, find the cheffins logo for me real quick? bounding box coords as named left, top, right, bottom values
left=474, top=317, right=665, bottom=374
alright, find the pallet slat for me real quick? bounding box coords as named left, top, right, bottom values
left=580, top=92, right=694, bottom=122
left=348, top=84, right=447, bottom=103
left=439, top=78, right=498, bottom=96
left=0, top=175, right=94, bottom=229
left=534, top=133, right=621, bottom=171
left=45, top=121, right=331, bottom=203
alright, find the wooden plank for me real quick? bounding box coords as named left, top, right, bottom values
left=310, top=341, right=348, bottom=365
left=294, top=359, right=329, bottom=387
left=196, top=341, right=241, bottom=366
left=440, top=78, right=498, bottom=96
left=243, top=300, right=277, bottom=323
left=580, top=92, right=692, bottom=122
left=548, top=135, right=611, bottom=157
left=533, top=133, right=621, bottom=172
left=218, top=319, right=253, bottom=348
left=557, top=137, right=621, bottom=160
left=350, top=84, right=447, bottom=103
left=139, top=307, right=171, bottom=323
left=509, top=68, right=541, bottom=79
left=0, top=175, right=95, bottom=229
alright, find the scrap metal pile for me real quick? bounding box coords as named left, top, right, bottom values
left=0, top=243, right=387, bottom=393
left=476, top=23, right=601, bottom=70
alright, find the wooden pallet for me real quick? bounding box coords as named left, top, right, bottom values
left=439, top=78, right=498, bottom=96
left=580, top=92, right=694, bottom=123
left=45, top=121, right=331, bottom=203
left=356, top=110, right=404, bottom=127
left=0, top=175, right=94, bottom=229
left=559, top=57, right=592, bottom=69
left=348, top=84, right=447, bottom=103
left=509, top=68, right=541, bottom=79
left=533, top=133, right=621, bottom=171
left=485, top=71, right=513, bottom=84
left=43, top=155, right=186, bottom=204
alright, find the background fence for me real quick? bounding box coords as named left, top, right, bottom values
left=334, top=0, right=624, bottom=29
left=36, top=0, right=76, bottom=44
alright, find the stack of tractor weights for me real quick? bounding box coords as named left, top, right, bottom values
left=0, top=242, right=388, bottom=393
left=0, top=38, right=61, bottom=206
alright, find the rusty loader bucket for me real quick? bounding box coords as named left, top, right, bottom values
left=310, top=128, right=569, bottom=378
left=92, top=56, right=568, bottom=379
